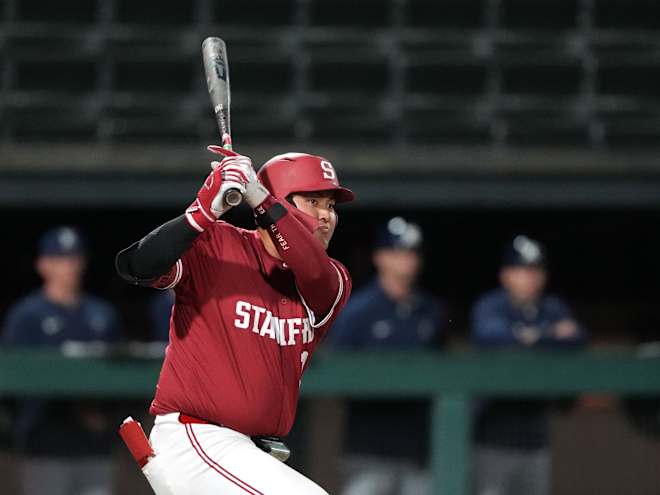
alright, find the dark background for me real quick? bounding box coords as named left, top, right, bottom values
left=2, top=0, right=660, bottom=493
left=3, top=206, right=659, bottom=344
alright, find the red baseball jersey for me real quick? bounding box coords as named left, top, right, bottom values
left=149, top=221, right=351, bottom=437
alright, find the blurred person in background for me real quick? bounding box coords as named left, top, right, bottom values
left=470, top=235, right=587, bottom=495
left=327, top=217, right=446, bottom=495
left=149, top=289, right=175, bottom=342
left=1, top=227, right=121, bottom=495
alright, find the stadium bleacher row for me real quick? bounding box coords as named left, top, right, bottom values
left=1, top=0, right=660, bottom=147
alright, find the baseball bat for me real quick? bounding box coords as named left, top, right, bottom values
left=202, top=37, right=243, bottom=207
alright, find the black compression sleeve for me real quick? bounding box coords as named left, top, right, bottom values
left=115, top=214, right=199, bottom=285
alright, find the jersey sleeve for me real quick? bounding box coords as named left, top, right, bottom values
left=151, top=238, right=206, bottom=292
left=299, top=259, right=352, bottom=332
left=255, top=196, right=346, bottom=320
left=323, top=295, right=364, bottom=349
left=149, top=259, right=184, bottom=290
left=115, top=214, right=200, bottom=288
left=147, top=240, right=204, bottom=291
left=155, top=222, right=232, bottom=294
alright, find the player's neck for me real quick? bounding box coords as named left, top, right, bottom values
left=43, top=282, right=81, bottom=307
left=507, top=291, right=540, bottom=308
left=378, top=273, right=414, bottom=303
left=257, top=228, right=282, bottom=260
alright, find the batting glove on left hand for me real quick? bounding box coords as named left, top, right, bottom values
left=208, top=145, right=270, bottom=208
left=185, top=157, right=247, bottom=232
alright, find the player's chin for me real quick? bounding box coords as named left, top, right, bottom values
left=314, top=231, right=333, bottom=250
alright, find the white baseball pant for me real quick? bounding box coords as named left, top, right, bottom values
left=146, top=413, right=328, bottom=495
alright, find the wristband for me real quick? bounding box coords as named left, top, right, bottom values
left=255, top=202, right=288, bottom=229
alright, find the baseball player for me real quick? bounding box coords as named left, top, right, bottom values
left=115, top=146, right=354, bottom=494
left=4, top=227, right=121, bottom=495
left=471, top=235, right=587, bottom=495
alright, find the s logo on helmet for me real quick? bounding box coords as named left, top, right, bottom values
left=321, top=160, right=336, bottom=180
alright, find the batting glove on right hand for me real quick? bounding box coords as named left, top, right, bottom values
left=185, top=156, right=248, bottom=232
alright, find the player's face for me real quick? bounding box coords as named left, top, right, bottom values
left=500, top=265, right=547, bottom=304
left=373, top=248, right=422, bottom=284
left=291, top=191, right=338, bottom=249
left=37, top=255, right=86, bottom=292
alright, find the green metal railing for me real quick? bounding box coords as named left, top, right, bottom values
left=1, top=350, right=659, bottom=494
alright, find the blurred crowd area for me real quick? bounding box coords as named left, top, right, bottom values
left=2, top=0, right=660, bottom=493
left=0, top=214, right=659, bottom=495
left=3, top=0, right=660, bottom=148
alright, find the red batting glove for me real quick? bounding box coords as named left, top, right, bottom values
left=208, top=146, right=270, bottom=208
left=185, top=156, right=249, bottom=232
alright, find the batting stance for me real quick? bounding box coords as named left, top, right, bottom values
left=116, top=147, right=354, bottom=494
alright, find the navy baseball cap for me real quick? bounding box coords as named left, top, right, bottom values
left=376, top=217, right=423, bottom=250
left=38, top=227, right=86, bottom=256
left=502, top=235, right=546, bottom=268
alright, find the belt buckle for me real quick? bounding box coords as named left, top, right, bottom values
left=252, top=436, right=291, bottom=462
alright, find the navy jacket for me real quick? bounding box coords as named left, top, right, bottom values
left=2, top=290, right=120, bottom=457
left=327, top=279, right=446, bottom=463
left=149, top=290, right=175, bottom=342
left=470, top=288, right=586, bottom=449
left=472, top=288, right=586, bottom=348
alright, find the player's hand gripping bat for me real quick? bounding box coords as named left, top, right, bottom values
left=202, top=37, right=244, bottom=208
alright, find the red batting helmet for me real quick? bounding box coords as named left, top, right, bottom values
left=257, top=153, right=355, bottom=203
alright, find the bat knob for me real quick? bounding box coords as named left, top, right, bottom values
left=224, top=188, right=243, bottom=207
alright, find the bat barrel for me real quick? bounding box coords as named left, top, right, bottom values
left=202, top=36, right=242, bottom=208
left=202, top=37, right=231, bottom=138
